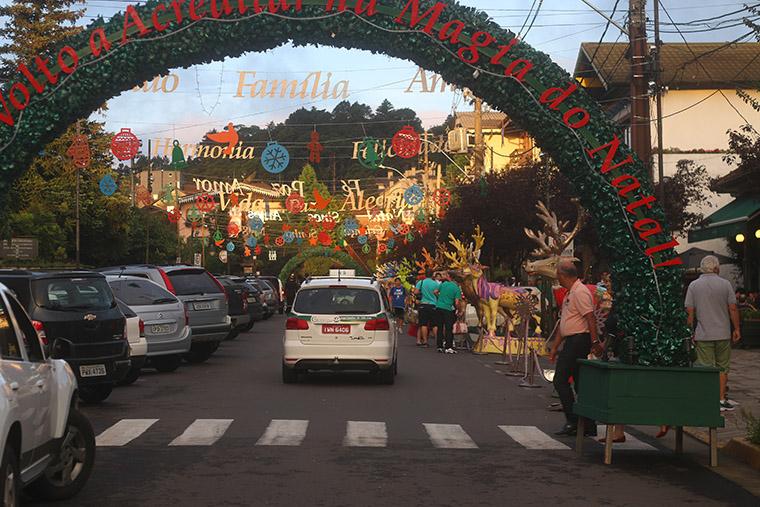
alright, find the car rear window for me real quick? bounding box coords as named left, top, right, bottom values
left=110, top=279, right=177, bottom=306
left=31, top=277, right=115, bottom=311
left=166, top=269, right=222, bottom=296
left=294, top=288, right=381, bottom=315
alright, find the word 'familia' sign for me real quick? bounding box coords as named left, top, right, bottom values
left=0, top=0, right=680, bottom=269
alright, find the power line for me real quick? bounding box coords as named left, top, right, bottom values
left=587, top=0, right=623, bottom=75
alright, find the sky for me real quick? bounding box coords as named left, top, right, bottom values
left=7, top=0, right=755, bottom=145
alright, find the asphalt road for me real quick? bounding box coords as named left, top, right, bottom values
left=37, top=316, right=759, bottom=507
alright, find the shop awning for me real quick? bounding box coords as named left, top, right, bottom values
left=689, top=196, right=760, bottom=243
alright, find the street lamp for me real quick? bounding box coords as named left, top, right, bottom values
left=736, top=233, right=746, bottom=243
left=756, top=229, right=760, bottom=239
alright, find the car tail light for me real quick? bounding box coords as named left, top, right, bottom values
left=208, top=273, right=228, bottom=304
left=184, top=306, right=190, bottom=326
left=286, top=318, right=309, bottom=330
left=139, top=319, right=145, bottom=337
left=242, top=291, right=249, bottom=311
left=365, top=318, right=390, bottom=331
left=123, top=321, right=129, bottom=340
left=158, top=268, right=176, bottom=294
left=32, top=320, right=48, bottom=345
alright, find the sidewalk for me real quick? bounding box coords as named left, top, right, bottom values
left=684, top=348, right=760, bottom=453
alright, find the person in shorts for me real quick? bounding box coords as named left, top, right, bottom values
left=415, top=270, right=440, bottom=347
left=686, top=255, right=742, bottom=411
left=388, top=278, right=407, bottom=330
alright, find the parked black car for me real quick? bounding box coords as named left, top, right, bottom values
left=0, top=270, right=130, bottom=403
left=229, top=277, right=264, bottom=326
left=215, top=276, right=251, bottom=339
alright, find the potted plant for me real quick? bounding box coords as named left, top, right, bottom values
left=740, top=309, right=760, bottom=348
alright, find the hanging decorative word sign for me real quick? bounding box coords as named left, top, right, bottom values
left=268, top=250, right=277, bottom=261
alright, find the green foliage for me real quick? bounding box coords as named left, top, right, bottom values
left=655, top=160, right=713, bottom=234
left=740, top=409, right=760, bottom=446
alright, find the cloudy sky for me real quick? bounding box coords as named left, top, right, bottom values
left=65, top=0, right=756, bottom=144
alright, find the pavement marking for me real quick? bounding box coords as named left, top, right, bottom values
left=595, top=425, right=657, bottom=451
left=169, top=419, right=233, bottom=446
left=256, top=419, right=309, bottom=446
left=498, top=425, right=570, bottom=450
left=343, top=421, right=388, bottom=448
left=96, top=419, right=159, bottom=447
left=423, top=423, right=479, bottom=449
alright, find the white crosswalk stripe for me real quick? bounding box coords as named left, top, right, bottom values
left=499, top=425, right=570, bottom=450
left=344, top=421, right=387, bottom=447
left=423, top=423, right=478, bottom=449
left=595, top=426, right=657, bottom=451
left=96, top=419, right=159, bottom=447
left=256, top=419, right=309, bottom=446
left=169, top=419, right=233, bottom=446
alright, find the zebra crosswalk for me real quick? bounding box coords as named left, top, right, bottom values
left=94, top=418, right=661, bottom=453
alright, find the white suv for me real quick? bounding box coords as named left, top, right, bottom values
left=283, top=277, right=398, bottom=384
left=0, top=283, right=95, bottom=505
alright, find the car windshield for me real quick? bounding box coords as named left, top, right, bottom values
left=110, top=279, right=177, bottom=306
left=293, top=288, right=381, bottom=315
left=32, top=277, right=115, bottom=311
left=166, top=269, right=222, bottom=296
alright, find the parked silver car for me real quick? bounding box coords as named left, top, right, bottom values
left=99, top=265, right=230, bottom=363
left=107, top=275, right=192, bottom=373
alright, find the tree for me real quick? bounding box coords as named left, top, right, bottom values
left=655, top=160, right=713, bottom=234
left=0, top=0, right=83, bottom=79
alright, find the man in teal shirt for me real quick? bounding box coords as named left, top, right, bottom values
left=435, top=271, right=463, bottom=353
left=415, top=270, right=440, bottom=347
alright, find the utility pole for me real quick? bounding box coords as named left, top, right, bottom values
left=75, top=121, right=81, bottom=269
left=653, top=0, right=666, bottom=207
left=629, top=0, right=652, bottom=181
left=473, top=96, right=485, bottom=177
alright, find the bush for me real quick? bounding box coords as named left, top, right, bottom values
left=741, top=409, right=760, bottom=446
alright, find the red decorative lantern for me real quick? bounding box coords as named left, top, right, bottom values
left=321, top=216, right=336, bottom=231
left=275, top=236, right=285, bottom=247
left=254, top=245, right=262, bottom=255
left=111, top=128, right=141, bottom=161
left=318, top=231, right=332, bottom=246
left=391, top=125, right=421, bottom=160
left=167, top=209, right=182, bottom=223
left=227, top=222, right=241, bottom=237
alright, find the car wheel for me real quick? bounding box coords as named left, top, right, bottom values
left=378, top=365, right=395, bottom=385
left=78, top=384, right=113, bottom=403
left=183, top=342, right=218, bottom=364
left=152, top=355, right=182, bottom=373
left=282, top=364, right=299, bottom=384
left=0, top=443, right=20, bottom=507
left=117, top=366, right=141, bottom=386
left=28, top=408, right=95, bottom=501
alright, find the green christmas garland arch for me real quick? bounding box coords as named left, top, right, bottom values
left=279, top=247, right=365, bottom=283
left=0, top=0, right=689, bottom=365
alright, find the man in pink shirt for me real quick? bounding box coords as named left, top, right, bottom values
left=549, top=259, right=600, bottom=437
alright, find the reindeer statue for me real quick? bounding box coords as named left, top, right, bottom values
left=443, top=227, right=530, bottom=343
left=522, top=199, right=585, bottom=279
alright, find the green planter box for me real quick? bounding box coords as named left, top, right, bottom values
left=740, top=319, right=760, bottom=348
left=573, top=360, right=724, bottom=428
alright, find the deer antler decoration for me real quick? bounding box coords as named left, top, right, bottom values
left=524, top=199, right=586, bottom=259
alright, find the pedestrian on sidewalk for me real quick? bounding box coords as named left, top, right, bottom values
left=284, top=273, right=300, bottom=312
left=434, top=271, right=463, bottom=354
left=685, top=255, right=741, bottom=411
left=389, top=278, right=407, bottom=330
left=550, top=259, right=600, bottom=437
left=415, top=270, right=440, bottom=347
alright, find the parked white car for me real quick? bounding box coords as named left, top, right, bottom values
left=115, top=298, right=148, bottom=386
left=0, top=283, right=95, bottom=505
left=283, top=277, right=398, bottom=384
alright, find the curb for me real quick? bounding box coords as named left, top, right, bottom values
left=723, top=438, right=760, bottom=471
left=684, top=427, right=760, bottom=470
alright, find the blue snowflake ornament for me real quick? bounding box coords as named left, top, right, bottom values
left=261, top=142, right=290, bottom=174
left=404, top=185, right=424, bottom=206
left=99, top=174, right=117, bottom=196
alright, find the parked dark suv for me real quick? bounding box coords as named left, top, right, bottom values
left=215, top=276, right=251, bottom=339
left=0, top=270, right=129, bottom=402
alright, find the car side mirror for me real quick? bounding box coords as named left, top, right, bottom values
left=49, top=338, right=70, bottom=360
